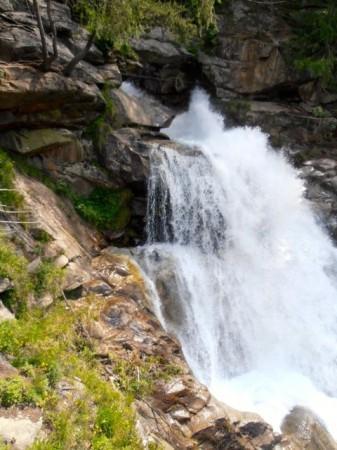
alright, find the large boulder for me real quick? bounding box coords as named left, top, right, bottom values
left=99, top=128, right=200, bottom=191
left=110, top=84, right=175, bottom=129
left=0, top=408, right=43, bottom=449
left=300, top=158, right=337, bottom=241
left=0, top=128, right=83, bottom=156
left=0, top=64, right=104, bottom=129
left=282, top=406, right=337, bottom=450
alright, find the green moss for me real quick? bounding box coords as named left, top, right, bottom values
left=74, top=187, right=132, bottom=231
left=86, top=83, right=116, bottom=147
left=312, top=105, right=330, bottom=118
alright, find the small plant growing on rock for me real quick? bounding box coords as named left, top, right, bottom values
left=0, top=376, right=36, bottom=407
left=0, top=149, right=24, bottom=210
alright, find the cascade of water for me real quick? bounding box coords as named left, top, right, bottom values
left=140, top=87, right=337, bottom=437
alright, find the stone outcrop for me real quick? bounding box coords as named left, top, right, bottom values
left=81, top=248, right=283, bottom=450
left=204, top=1, right=337, bottom=156
left=0, top=64, right=104, bottom=129
left=15, top=172, right=102, bottom=259
left=110, top=85, right=175, bottom=129
left=0, top=129, right=83, bottom=156
left=282, top=406, right=337, bottom=450
left=0, top=408, right=43, bottom=450
left=126, top=27, right=197, bottom=105
left=299, top=158, right=337, bottom=240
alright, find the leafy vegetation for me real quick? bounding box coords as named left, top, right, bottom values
left=75, top=187, right=132, bottom=231
left=0, top=233, right=64, bottom=314
left=0, top=149, right=24, bottom=210
left=0, top=376, right=37, bottom=407
left=291, top=0, right=337, bottom=89
left=0, top=236, right=31, bottom=314
left=112, top=355, right=181, bottom=398
left=0, top=303, right=142, bottom=449
left=12, top=155, right=132, bottom=232
left=34, top=0, right=220, bottom=74
left=74, top=0, right=191, bottom=49
left=33, top=260, right=65, bottom=298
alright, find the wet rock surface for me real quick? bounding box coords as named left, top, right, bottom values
left=300, top=159, right=337, bottom=241
left=282, top=406, right=337, bottom=450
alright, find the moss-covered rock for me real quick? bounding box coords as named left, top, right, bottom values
left=0, top=129, right=83, bottom=158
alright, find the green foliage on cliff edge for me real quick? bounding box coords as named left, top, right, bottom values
left=0, top=234, right=64, bottom=314
left=75, top=187, right=132, bottom=231
left=291, top=0, right=337, bottom=89
left=73, top=0, right=221, bottom=50
left=12, top=155, right=132, bottom=233
left=0, top=149, right=24, bottom=209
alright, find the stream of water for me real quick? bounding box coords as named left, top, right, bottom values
left=124, top=83, right=337, bottom=437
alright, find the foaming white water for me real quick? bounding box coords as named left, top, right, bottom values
left=142, top=88, right=337, bottom=437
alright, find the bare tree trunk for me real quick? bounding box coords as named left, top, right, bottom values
left=33, top=0, right=58, bottom=71
left=63, top=32, right=96, bottom=77
left=33, top=0, right=49, bottom=69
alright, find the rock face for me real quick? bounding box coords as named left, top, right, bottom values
left=99, top=128, right=198, bottom=191
left=83, top=249, right=282, bottom=450
left=0, top=129, right=83, bottom=156
left=110, top=85, right=175, bottom=129
left=0, top=408, right=43, bottom=450
left=199, top=0, right=337, bottom=156
left=0, top=64, right=104, bottom=129
left=300, top=159, right=337, bottom=240
left=15, top=173, right=102, bottom=259
left=127, top=27, right=198, bottom=105
left=199, top=1, right=295, bottom=98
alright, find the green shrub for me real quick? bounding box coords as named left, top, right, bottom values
left=0, top=149, right=24, bottom=209
left=0, top=376, right=36, bottom=407
left=291, top=0, right=337, bottom=89
left=0, top=236, right=31, bottom=313
left=74, top=187, right=132, bottom=231
left=33, top=260, right=64, bottom=298
left=112, top=355, right=181, bottom=398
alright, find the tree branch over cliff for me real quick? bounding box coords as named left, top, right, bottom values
left=33, top=0, right=219, bottom=76
left=63, top=31, right=95, bottom=76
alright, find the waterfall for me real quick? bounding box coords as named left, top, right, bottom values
left=138, top=87, right=337, bottom=437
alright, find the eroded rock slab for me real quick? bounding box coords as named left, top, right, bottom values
left=0, top=408, right=43, bottom=450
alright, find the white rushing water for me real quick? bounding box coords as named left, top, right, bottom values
left=137, top=86, right=337, bottom=437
